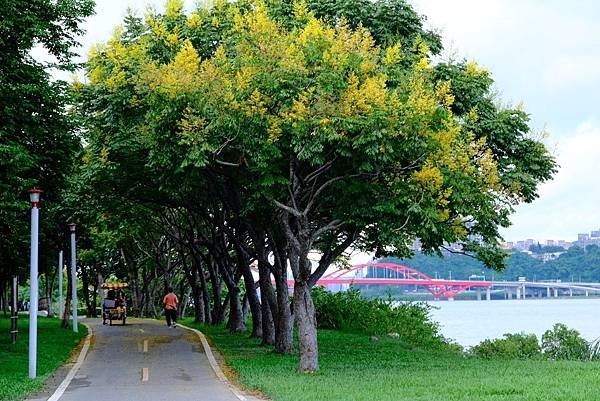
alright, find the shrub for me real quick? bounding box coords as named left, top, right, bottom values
left=541, top=323, right=589, bottom=360
left=470, top=333, right=541, bottom=359
left=311, top=286, right=445, bottom=347
left=587, top=337, right=600, bottom=361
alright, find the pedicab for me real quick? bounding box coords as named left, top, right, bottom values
left=101, top=282, right=128, bottom=326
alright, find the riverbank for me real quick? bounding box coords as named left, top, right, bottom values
left=188, top=321, right=600, bottom=401
left=0, top=315, right=87, bottom=401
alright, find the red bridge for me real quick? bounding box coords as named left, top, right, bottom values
left=289, top=262, right=492, bottom=300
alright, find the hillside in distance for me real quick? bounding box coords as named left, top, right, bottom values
left=384, top=245, right=600, bottom=282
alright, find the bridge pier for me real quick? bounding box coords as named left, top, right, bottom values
left=516, top=286, right=521, bottom=300
left=569, top=288, right=573, bottom=297
left=553, top=288, right=558, bottom=298
left=476, top=288, right=482, bottom=301
left=522, top=285, right=526, bottom=299
left=547, top=287, right=551, bottom=298
left=586, top=290, right=589, bottom=297
left=507, top=288, right=513, bottom=300
left=486, top=287, right=491, bottom=301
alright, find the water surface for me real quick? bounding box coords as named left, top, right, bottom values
left=428, top=298, right=600, bottom=347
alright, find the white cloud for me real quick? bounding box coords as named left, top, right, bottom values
left=502, top=119, right=600, bottom=241
left=542, top=56, right=600, bottom=90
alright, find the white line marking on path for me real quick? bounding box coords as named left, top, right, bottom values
left=46, top=323, right=93, bottom=401
left=142, top=367, right=149, bottom=382
left=179, top=324, right=247, bottom=401
left=143, top=339, right=148, bottom=353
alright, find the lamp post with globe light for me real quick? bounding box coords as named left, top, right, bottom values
left=28, top=189, right=42, bottom=379
left=69, top=223, right=78, bottom=333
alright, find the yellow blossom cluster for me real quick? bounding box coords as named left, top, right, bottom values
left=340, top=73, right=387, bottom=116
left=146, top=40, right=201, bottom=98
left=385, top=43, right=402, bottom=65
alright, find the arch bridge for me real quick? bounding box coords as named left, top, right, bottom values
left=289, top=262, right=492, bottom=300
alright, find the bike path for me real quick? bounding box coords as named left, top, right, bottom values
left=28, top=319, right=258, bottom=401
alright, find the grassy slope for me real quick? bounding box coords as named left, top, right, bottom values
left=185, top=321, right=600, bottom=401
left=0, top=315, right=86, bottom=401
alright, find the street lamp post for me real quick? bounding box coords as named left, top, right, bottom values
left=69, top=223, right=78, bottom=333
left=58, top=251, right=63, bottom=320
left=28, top=189, right=42, bottom=379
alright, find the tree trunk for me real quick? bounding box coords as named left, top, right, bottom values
left=11, top=276, right=18, bottom=343
left=91, top=275, right=99, bottom=318
left=261, top=297, right=275, bottom=345
left=191, top=273, right=204, bottom=323
left=61, top=299, right=71, bottom=328
left=189, top=251, right=205, bottom=323
left=294, top=280, right=319, bottom=372
left=122, top=248, right=141, bottom=317
left=226, top=286, right=245, bottom=333
left=179, top=289, right=191, bottom=319
left=45, top=273, right=54, bottom=318
left=1, top=281, right=7, bottom=316
left=61, top=267, right=73, bottom=329
left=258, top=260, right=275, bottom=345
left=207, top=259, right=224, bottom=324
left=241, top=263, right=262, bottom=338
left=200, top=266, right=211, bottom=323
left=81, top=266, right=92, bottom=316
left=274, top=273, right=293, bottom=354
left=147, top=279, right=159, bottom=318
left=241, top=292, right=249, bottom=322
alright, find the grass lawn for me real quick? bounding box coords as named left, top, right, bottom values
left=0, top=315, right=87, bottom=401
left=185, top=320, right=600, bottom=401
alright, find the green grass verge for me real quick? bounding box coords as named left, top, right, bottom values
left=0, top=315, right=87, bottom=401
left=184, top=319, right=600, bottom=401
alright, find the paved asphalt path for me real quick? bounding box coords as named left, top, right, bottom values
left=29, top=319, right=251, bottom=401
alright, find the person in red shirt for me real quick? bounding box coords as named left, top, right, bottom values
left=163, top=287, right=179, bottom=328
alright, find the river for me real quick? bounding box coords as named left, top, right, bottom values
left=428, top=298, right=600, bottom=347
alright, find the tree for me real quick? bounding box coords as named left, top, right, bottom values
left=0, top=0, right=94, bottom=324
left=76, top=0, right=555, bottom=373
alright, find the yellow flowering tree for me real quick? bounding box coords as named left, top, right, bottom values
left=76, top=0, right=555, bottom=373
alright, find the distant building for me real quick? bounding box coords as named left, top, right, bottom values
left=557, top=240, right=572, bottom=249
left=512, top=239, right=536, bottom=251
left=411, top=239, right=422, bottom=252
left=578, top=233, right=590, bottom=242
left=503, top=241, right=514, bottom=249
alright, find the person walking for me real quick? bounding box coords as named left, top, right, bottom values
left=163, top=286, right=179, bottom=328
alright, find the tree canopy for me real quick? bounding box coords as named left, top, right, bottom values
left=70, top=0, right=556, bottom=371
left=0, top=0, right=94, bottom=297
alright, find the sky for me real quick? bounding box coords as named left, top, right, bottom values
left=49, top=0, right=600, bottom=243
